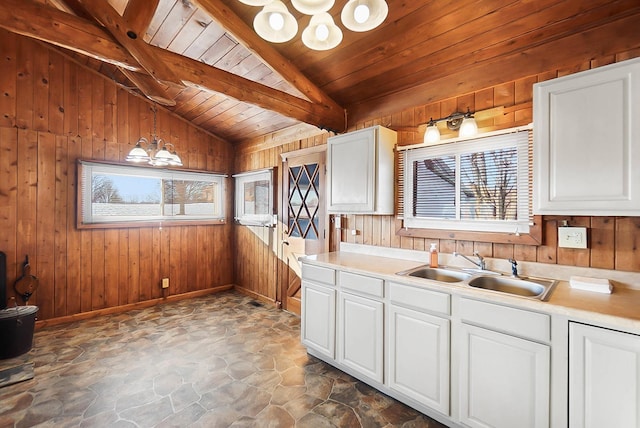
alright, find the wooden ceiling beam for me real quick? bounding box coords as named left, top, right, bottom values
left=0, top=0, right=345, bottom=131
left=192, top=0, right=344, bottom=113
left=0, top=0, right=137, bottom=70
left=61, top=0, right=175, bottom=106
left=73, top=0, right=183, bottom=87
left=122, top=0, right=160, bottom=39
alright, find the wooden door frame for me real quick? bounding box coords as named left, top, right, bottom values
left=278, top=145, right=329, bottom=314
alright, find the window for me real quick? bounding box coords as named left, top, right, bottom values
left=232, top=168, right=275, bottom=226
left=78, top=160, right=226, bottom=228
left=402, top=128, right=531, bottom=234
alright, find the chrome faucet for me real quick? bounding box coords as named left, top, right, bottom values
left=508, top=258, right=519, bottom=277
left=453, top=251, right=486, bottom=270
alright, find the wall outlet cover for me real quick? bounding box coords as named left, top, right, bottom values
left=558, top=226, right=588, bottom=249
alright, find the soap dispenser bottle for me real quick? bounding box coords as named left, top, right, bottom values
left=429, top=243, right=438, bottom=268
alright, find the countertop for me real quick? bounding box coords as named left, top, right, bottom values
left=302, top=250, right=640, bottom=333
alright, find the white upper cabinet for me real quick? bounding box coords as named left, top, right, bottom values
left=533, top=57, right=640, bottom=215
left=327, top=125, right=397, bottom=214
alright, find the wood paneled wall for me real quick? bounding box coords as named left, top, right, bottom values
left=234, top=49, right=640, bottom=302
left=0, top=32, right=234, bottom=321
left=234, top=135, right=326, bottom=302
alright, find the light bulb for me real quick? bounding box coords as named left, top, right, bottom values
left=315, top=23, right=329, bottom=41
left=354, top=4, right=370, bottom=23
left=269, top=12, right=284, bottom=31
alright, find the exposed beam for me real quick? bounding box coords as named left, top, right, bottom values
left=120, top=0, right=174, bottom=105
left=119, top=69, right=176, bottom=106
left=167, top=49, right=344, bottom=131
left=123, top=0, right=160, bottom=39
left=0, top=0, right=137, bottom=70
left=73, top=0, right=183, bottom=87
left=192, top=0, right=343, bottom=112
left=0, top=0, right=346, bottom=131
left=61, top=0, right=175, bottom=106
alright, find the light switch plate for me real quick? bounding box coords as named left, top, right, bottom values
left=558, top=227, right=588, bottom=249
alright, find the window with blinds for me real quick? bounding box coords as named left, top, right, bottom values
left=78, top=160, right=227, bottom=228
left=402, top=128, right=532, bottom=233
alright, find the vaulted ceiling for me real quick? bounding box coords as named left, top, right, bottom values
left=2, top=0, right=639, bottom=144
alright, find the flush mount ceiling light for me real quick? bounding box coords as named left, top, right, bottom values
left=239, top=0, right=388, bottom=49
left=254, top=1, right=298, bottom=43
left=302, top=12, right=343, bottom=50
left=292, top=0, right=334, bottom=15
left=126, top=105, right=183, bottom=167
left=341, top=0, right=388, bottom=32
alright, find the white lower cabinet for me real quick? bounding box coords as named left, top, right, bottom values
left=388, top=304, right=450, bottom=414
left=301, top=281, right=336, bottom=359
left=458, top=298, right=550, bottom=428
left=338, top=290, right=384, bottom=383
left=569, top=322, right=640, bottom=428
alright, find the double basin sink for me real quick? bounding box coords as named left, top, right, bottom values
left=397, top=265, right=557, bottom=301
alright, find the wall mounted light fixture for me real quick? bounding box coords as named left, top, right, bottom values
left=423, top=108, right=479, bottom=144
left=125, top=105, right=183, bottom=167
left=239, top=0, right=388, bottom=50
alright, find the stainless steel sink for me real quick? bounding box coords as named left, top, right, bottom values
left=467, top=275, right=557, bottom=300
left=398, top=266, right=472, bottom=283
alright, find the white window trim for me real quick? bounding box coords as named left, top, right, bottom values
left=78, top=160, right=227, bottom=227
left=232, top=168, right=276, bottom=227
left=401, top=126, right=532, bottom=234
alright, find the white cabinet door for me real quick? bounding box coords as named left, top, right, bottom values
left=533, top=57, right=640, bottom=215
left=569, top=322, right=640, bottom=428
left=459, top=323, right=550, bottom=428
left=338, top=291, right=384, bottom=383
left=327, top=125, right=396, bottom=214
left=301, top=281, right=336, bottom=359
left=388, top=304, right=450, bottom=415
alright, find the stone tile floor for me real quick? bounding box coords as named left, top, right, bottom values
left=0, top=291, right=448, bottom=427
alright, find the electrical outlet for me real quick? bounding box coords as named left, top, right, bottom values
left=334, top=215, right=341, bottom=229
left=558, top=227, right=587, bottom=249
left=162, top=278, right=169, bottom=289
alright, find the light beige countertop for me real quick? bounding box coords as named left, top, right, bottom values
left=302, top=249, right=640, bottom=333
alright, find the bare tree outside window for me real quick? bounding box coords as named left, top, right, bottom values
left=92, top=175, right=123, bottom=203
left=164, top=180, right=215, bottom=216
left=460, top=148, right=517, bottom=221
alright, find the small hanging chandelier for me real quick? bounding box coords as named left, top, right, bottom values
left=125, top=104, right=183, bottom=167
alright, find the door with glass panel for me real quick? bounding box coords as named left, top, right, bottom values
left=281, top=148, right=328, bottom=315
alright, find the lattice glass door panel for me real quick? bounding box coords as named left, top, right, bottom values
left=288, top=163, right=320, bottom=239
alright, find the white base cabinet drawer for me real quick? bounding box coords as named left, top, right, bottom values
left=302, top=264, right=336, bottom=285
left=389, top=281, right=450, bottom=316
left=460, top=297, right=550, bottom=342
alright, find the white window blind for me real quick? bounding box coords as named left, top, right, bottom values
left=401, top=129, right=532, bottom=233
left=78, top=161, right=226, bottom=227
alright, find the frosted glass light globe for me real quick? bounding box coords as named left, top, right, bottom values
left=269, top=12, right=285, bottom=31
left=315, top=23, right=329, bottom=41
left=354, top=4, right=370, bottom=23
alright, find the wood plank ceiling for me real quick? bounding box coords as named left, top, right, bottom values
left=2, top=0, right=640, bottom=144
